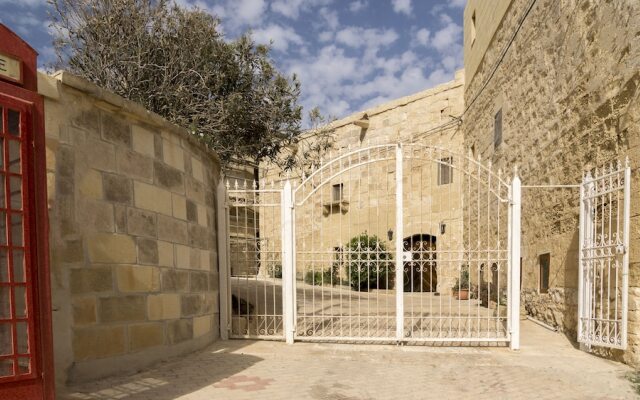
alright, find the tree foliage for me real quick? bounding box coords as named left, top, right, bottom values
left=48, top=0, right=331, bottom=167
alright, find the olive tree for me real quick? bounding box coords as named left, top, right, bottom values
left=48, top=0, right=332, bottom=168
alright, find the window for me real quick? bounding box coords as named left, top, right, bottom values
left=332, top=183, right=344, bottom=202
left=494, top=109, right=502, bottom=148
left=539, top=253, right=550, bottom=294
left=438, top=157, right=453, bottom=185
left=471, top=11, right=477, bottom=45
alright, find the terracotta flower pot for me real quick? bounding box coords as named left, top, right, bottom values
left=457, top=289, right=469, bottom=300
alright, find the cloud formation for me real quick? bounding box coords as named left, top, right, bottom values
left=391, top=0, right=412, bottom=16
left=2, top=0, right=465, bottom=124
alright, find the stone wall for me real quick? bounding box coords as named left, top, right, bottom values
left=40, top=72, right=222, bottom=383
left=462, top=0, right=640, bottom=364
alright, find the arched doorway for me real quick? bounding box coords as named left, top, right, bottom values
left=403, top=234, right=437, bottom=292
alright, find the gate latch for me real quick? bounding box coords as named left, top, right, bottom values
left=402, top=251, right=412, bottom=261
left=615, top=244, right=626, bottom=255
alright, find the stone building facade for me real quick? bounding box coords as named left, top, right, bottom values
left=258, top=72, right=467, bottom=292
left=40, top=72, right=222, bottom=383
left=462, top=0, right=640, bottom=364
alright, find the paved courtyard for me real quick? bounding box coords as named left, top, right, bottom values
left=232, top=277, right=509, bottom=339
left=61, top=320, right=638, bottom=400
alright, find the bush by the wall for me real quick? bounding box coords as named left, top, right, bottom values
left=344, top=234, right=392, bottom=291
left=303, top=267, right=337, bottom=286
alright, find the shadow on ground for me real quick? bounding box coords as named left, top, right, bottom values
left=61, top=341, right=262, bottom=400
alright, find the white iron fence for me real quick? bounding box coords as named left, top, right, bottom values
left=219, top=143, right=521, bottom=348
left=578, top=159, right=630, bottom=349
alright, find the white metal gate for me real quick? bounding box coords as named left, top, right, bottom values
left=220, top=143, right=521, bottom=348
left=578, top=159, right=630, bottom=349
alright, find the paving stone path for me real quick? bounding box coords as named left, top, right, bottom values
left=62, top=320, right=638, bottom=400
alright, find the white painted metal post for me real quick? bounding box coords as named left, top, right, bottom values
left=509, top=169, right=521, bottom=350
left=216, top=178, right=231, bottom=340
left=622, top=159, right=631, bottom=349
left=580, top=172, right=595, bottom=348
left=577, top=174, right=586, bottom=345
left=282, top=180, right=295, bottom=344
left=395, top=143, right=404, bottom=342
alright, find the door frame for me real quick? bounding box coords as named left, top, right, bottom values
left=0, top=24, right=54, bottom=400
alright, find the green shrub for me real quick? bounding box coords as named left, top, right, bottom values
left=344, top=234, right=392, bottom=291
left=453, top=266, right=470, bottom=291
left=303, top=267, right=336, bottom=286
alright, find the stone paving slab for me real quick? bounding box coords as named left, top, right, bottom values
left=61, top=320, right=638, bottom=400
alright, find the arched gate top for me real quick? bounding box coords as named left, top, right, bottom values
left=294, top=143, right=511, bottom=205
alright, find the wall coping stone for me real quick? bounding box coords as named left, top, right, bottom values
left=37, top=70, right=221, bottom=166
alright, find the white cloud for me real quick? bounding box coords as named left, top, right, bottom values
left=235, top=0, right=267, bottom=25
left=271, top=0, right=306, bottom=18
left=252, top=24, right=303, bottom=52
left=449, top=0, right=467, bottom=8
left=271, top=0, right=334, bottom=19
left=288, top=45, right=362, bottom=117
left=205, top=0, right=266, bottom=31
left=1, top=11, right=44, bottom=37
left=285, top=36, right=453, bottom=123
left=414, top=28, right=430, bottom=46
left=349, top=1, right=368, bottom=12
left=431, top=16, right=462, bottom=52
left=318, top=31, right=334, bottom=42
left=335, top=27, right=399, bottom=49
left=319, top=7, right=339, bottom=31
left=0, top=0, right=45, bottom=7
left=391, top=0, right=412, bottom=16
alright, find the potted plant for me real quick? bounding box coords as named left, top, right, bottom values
left=453, top=267, right=470, bottom=300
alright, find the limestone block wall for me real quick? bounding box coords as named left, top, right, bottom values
left=39, top=72, right=222, bottom=383
left=462, top=0, right=640, bottom=364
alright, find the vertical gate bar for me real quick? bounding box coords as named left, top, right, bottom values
left=395, top=143, right=404, bottom=342
left=577, top=174, right=585, bottom=344
left=282, top=180, right=295, bottom=344
left=507, top=180, right=512, bottom=339
left=216, top=178, right=230, bottom=340
left=291, top=188, right=297, bottom=337
left=509, top=169, right=521, bottom=350
left=584, top=172, right=594, bottom=347
left=622, top=159, right=631, bottom=348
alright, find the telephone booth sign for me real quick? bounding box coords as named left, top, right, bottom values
left=0, top=24, right=54, bottom=400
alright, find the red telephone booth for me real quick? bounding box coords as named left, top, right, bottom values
left=0, top=24, right=54, bottom=400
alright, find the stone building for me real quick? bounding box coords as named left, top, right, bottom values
left=462, top=0, right=640, bottom=365
left=258, top=71, right=466, bottom=293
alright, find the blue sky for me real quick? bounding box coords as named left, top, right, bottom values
left=0, top=0, right=466, bottom=121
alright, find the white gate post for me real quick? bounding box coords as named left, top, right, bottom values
left=395, top=143, right=404, bottom=342
left=579, top=172, right=594, bottom=348
left=509, top=168, right=521, bottom=350
left=216, top=178, right=231, bottom=340
left=282, top=180, right=295, bottom=344
left=622, top=159, right=631, bottom=348
left=577, top=174, right=585, bottom=346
